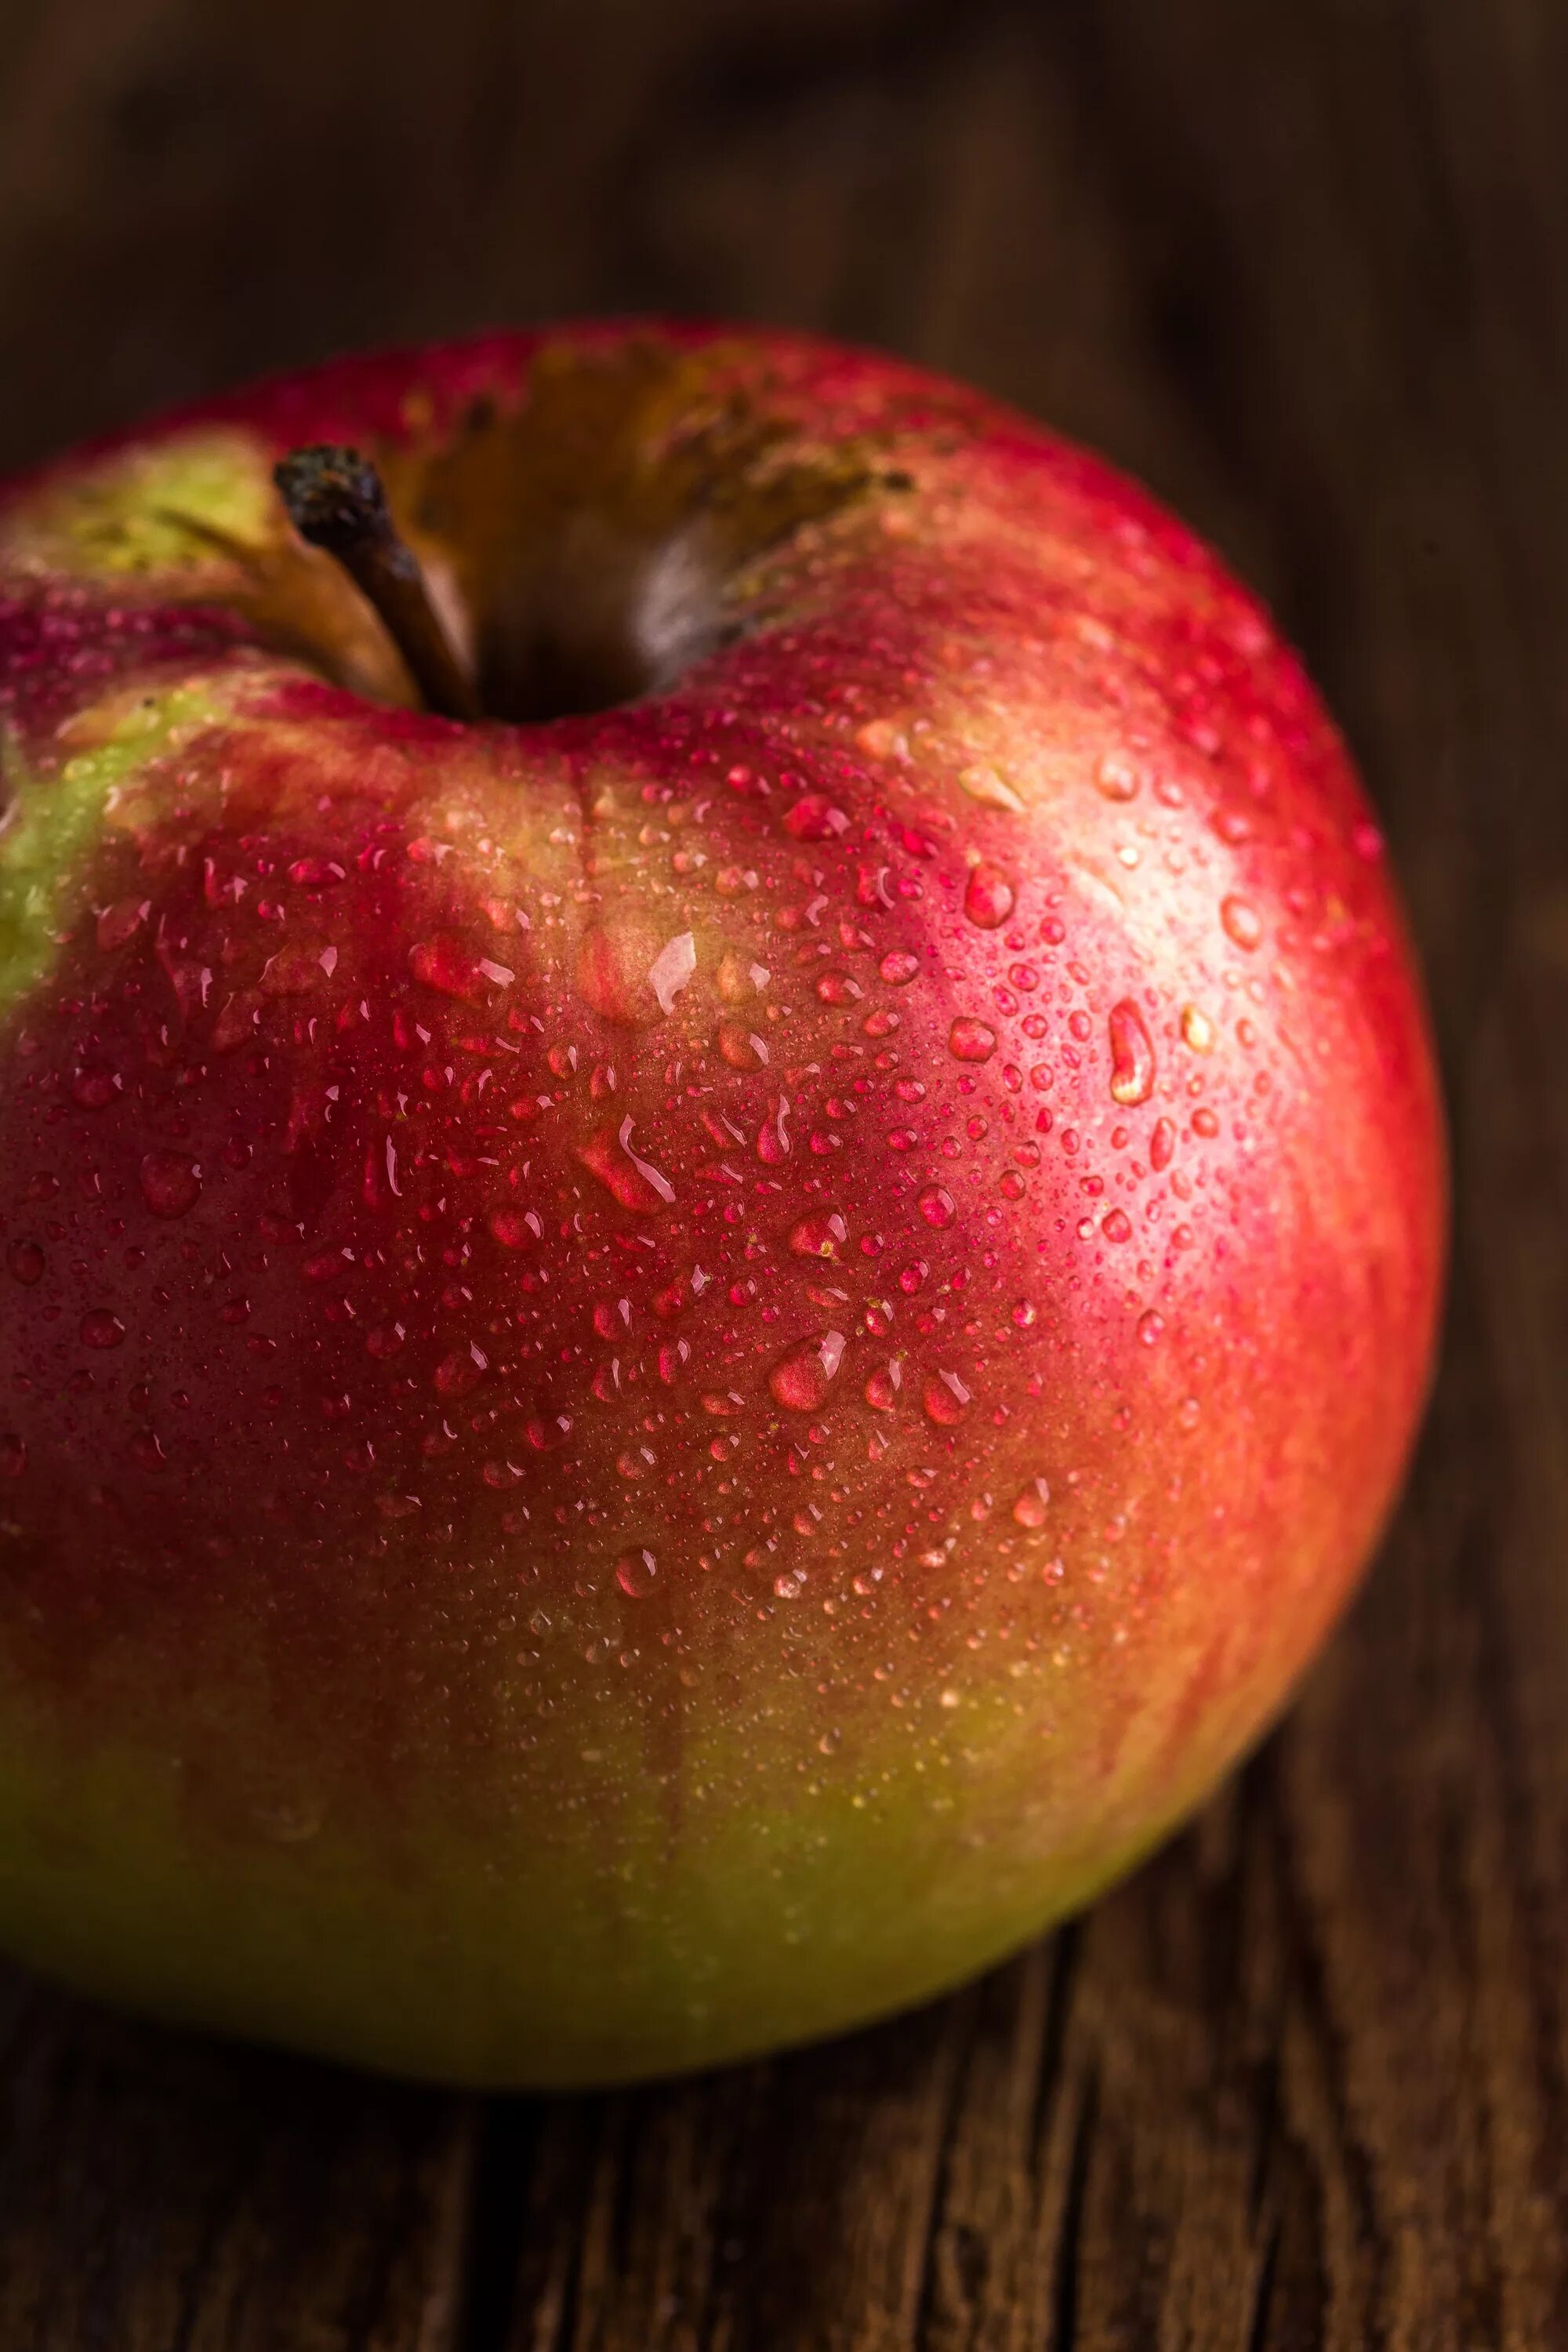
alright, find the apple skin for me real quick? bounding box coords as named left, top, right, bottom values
left=0, top=325, right=1443, bottom=2085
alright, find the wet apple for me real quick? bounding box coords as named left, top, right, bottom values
left=0, top=327, right=1444, bottom=2084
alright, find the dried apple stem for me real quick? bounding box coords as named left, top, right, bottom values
left=274, top=445, right=480, bottom=721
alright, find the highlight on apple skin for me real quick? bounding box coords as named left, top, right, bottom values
left=0, top=325, right=1445, bottom=2086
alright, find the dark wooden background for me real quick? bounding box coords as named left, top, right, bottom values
left=2, top=1, right=1565, bottom=2343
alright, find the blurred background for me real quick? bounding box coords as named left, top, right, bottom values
left=3, top=2, right=1567, bottom=2345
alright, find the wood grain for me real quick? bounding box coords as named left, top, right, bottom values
left=2, top=0, right=1566, bottom=2341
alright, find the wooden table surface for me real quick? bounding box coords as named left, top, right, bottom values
left=2, top=1, right=1565, bottom=2343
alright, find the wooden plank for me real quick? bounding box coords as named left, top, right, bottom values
left=0, top=1980, right=475, bottom=2350
left=2, top=0, right=1568, bottom=2343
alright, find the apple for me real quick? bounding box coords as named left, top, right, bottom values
left=0, top=325, right=1444, bottom=2086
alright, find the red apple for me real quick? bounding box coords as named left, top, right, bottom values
left=0, top=325, right=1444, bottom=2085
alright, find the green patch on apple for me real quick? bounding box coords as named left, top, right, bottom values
left=0, top=430, right=277, bottom=580
left=0, top=681, right=228, bottom=1013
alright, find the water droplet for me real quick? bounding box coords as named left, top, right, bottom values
left=783, top=793, right=848, bottom=840
left=1108, top=1000, right=1156, bottom=1106
left=1012, top=1479, right=1050, bottom=1527
left=97, top=895, right=151, bottom=951
left=1178, top=1396, right=1203, bottom=1429
left=917, top=1185, right=955, bottom=1229
left=263, top=941, right=319, bottom=997
left=140, top=1150, right=201, bottom=1218
left=964, top=864, right=1015, bottom=927
left=1221, top=895, right=1262, bottom=951
left=790, top=1213, right=847, bottom=1258
left=80, top=1308, right=125, bottom=1349
left=865, top=1363, right=901, bottom=1409
left=7, top=1241, right=45, bottom=1286
left=576, top=922, right=666, bottom=1025
left=879, top=951, right=920, bottom=986
left=576, top=1117, right=676, bottom=1209
left=409, top=932, right=486, bottom=1000
left=434, top=1345, right=486, bottom=1399
left=958, top=762, right=1025, bottom=814
left=1095, top=753, right=1141, bottom=802
left=71, top=1062, right=118, bottom=1109
left=769, top=1330, right=847, bottom=1412
left=647, top=930, right=697, bottom=1014
left=616, top=1547, right=659, bottom=1598
left=488, top=1207, right=541, bottom=1247
left=1181, top=1005, right=1215, bottom=1053
left=1102, top=1209, right=1132, bottom=1243
left=1150, top=1116, right=1176, bottom=1171
left=1192, top=1106, right=1220, bottom=1139
left=949, top=1018, right=997, bottom=1063
left=718, top=1021, right=768, bottom=1069
left=1138, top=1309, right=1166, bottom=1346
left=0, top=1435, right=26, bottom=1477
left=923, top=1370, right=971, bottom=1425
left=757, top=1097, right=792, bottom=1163
left=1012, top=1298, right=1036, bottom=1327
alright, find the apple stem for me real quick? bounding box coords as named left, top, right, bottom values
left=273, top=445, right=481, bottom=721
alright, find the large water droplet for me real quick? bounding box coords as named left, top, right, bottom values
left=783, top=793, right=848, bottom=840
left=949, top=1018, right=997, bottom=1063
left=617, top=1548, right=659, bottom=1598
left=917, top=1185, right=955, bottom=1229
left=576, top=1118, right=676, bottom=1209
left=1150, top=1116, right=1176, bottom=1172
left=1094, top=754, right=1141, bottom=802
left=1138, top=1309, right=1166, bottom=1346
left=958, top=763, right=1025, bottom=814
left=718, top=1021, right=768, bottom=1069
left=1012, top=1479, right=1050, bottom=1527
left=7, top=1240, right=45, bottom=1286
left=140, top=1150, right=201, bottom=1218
left=488, top=1207, right=542, bottom=1247
left=576, top=922, right=665, bottom=1025
left=923, top=1370, right=971, bottom=1425
left=790, top=1213, right=847, bottom=1259
left=1220, top=895, right=1262, bottom=951
left=409, top=933, right=487, bottom=1000
left=757, top=1097, right=792, bottom=1163
left=1181, top=1005, right=1215, bottom=1054
left=1107, top=1000, right=1155, bottom=1106
left=71, top=1062, right=119, bottom=1109
left=434, top=1344, right=487, bottom=1399
left=647, top=931, right=697, bottom=1014
left=769, top=1330, right=847, bottom=1412
left=964, top=864, right=1016, bottom=927
left=879, top=951, right=920, bottom=986
left=80, top=1308, right=125, bottom=1349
